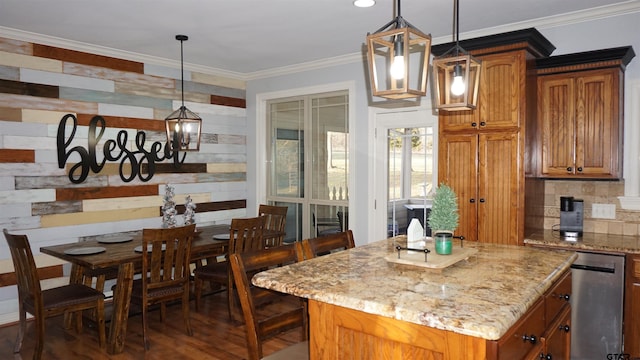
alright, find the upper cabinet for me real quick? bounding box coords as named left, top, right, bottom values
left=439, top=51, right=523, bottom=132
left=535, top=46, right=635, bottom=179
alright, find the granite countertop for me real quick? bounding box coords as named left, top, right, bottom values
left=525, top=230, right=640, bottom=254
left=252, top=237, right=576, bottom=341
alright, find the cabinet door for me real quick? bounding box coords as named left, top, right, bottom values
left=624, top=255, right=640, bottom=358
left=544, top=306, right=571, bottom=360
left=440, top=51, right=523, bottom=132
left=478, top=51, right=523, bottom=130
left=438, top=134, right=478, bottom=242
left=575, top=69, right=619, bottom=177
left=538, top=75, right=575, bottom=177
left=478, top=132, right=520, bottom=245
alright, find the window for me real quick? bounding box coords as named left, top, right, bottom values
left=266, top=91, right=349, bottom=242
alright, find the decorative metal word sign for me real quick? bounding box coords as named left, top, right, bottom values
left=57, top=114, right=186, bottom=183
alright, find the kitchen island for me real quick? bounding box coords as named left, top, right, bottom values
left=253, top=237, right=576, bottom=359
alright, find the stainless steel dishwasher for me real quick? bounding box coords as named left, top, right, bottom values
left=570, top=251, right=625, bottom=360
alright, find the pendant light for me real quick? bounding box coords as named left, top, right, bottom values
left=366, top=0, right=431, bottom=100
left=165, top=34, right=202, bottom=152
left=432, top=0, right=481, bottom=111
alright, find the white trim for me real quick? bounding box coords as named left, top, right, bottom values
left=1, top=2, right=639, bottom=80
left=620, top=78, right=640, bottom=210
left=370, top=105, right=438, bottom=242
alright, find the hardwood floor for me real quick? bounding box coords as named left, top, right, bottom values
left=0, top=291, right=303, bottom=359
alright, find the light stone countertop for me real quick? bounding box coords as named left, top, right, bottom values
left=252, top=237, right=577, bottom=341
left=525, top=230, right=640, bottom=254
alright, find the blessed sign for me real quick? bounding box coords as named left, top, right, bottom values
left=57, top=114, right=186, bottom=183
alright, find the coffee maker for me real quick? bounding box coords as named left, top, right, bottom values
left=560, top=196, right=583, bottom=238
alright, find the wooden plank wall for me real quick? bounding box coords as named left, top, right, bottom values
left=0, top=36, right=248, bottom=316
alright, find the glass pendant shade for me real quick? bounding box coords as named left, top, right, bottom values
left=165, top=34, right=202, bottom=152
left=165, top=106, right=202, bottom=151
left=366, top=0, right=431, bottom=100
left=433, top=52, right=481, bottom=110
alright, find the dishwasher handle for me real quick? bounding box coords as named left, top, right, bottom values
left=570, top=263, right=615, bottom=273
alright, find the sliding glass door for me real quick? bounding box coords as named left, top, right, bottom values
left=266, top=91, right=349, bottom=242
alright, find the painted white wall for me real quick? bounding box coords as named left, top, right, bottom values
left=246, top=10, right=640, bottom=244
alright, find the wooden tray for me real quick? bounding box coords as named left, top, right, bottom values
left=385, top=245, right=478, bottom=271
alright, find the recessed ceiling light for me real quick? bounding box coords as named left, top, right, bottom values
left=354, top=0, right=375, bottom=8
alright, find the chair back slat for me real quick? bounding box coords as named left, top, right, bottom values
left=301, top=229, right=355, bottom=259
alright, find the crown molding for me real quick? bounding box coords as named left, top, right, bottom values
left=0, top=26, right=247, bottom=81
left=1, top=1, right=639, bottom=81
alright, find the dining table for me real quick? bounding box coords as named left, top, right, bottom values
left=40, top=224, right=230, bottom=354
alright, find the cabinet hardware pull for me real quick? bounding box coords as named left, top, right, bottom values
left=566, top=167, right=572, bottom=172
left=479, top=198, right=485, bottom=203
left=480, top=121, right=486, bottom=126
left=522, top=334, right=537, bottom=344
left=559, top=293, right=570, bottom=301
left=471, top=122, right=477, bottom=127
left=577, top=167, right=583, bottom=172
left=559, top=324, right=570, bottom=332
left=469, top=199, right=475, bottom=203
left=539, top=354, right=552, bottom=360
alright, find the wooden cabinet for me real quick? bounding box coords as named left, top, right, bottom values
left=485, top=268, right=571, bottom=360
left=534, top=46, right=634, bottom=179
left=433, top=29, right=554, bottom=247
left=537, top=68, right=621, bottom=178
left=439, top=131, right=521, bottom=244
left=437, top=49, right=527, bottom=246
left=624, top=254, right=640, bottom=358
left=440, top=51, right=524, bottom=132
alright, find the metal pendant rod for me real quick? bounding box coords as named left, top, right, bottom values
left=176, top=34, right=188, bottom=107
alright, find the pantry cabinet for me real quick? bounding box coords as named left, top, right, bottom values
left=535, top=46, right=634, bottom=179
left=433, top=28, right=554, bottom=246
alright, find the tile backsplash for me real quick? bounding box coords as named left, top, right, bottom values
left=542, top=180, right=640, bottom=235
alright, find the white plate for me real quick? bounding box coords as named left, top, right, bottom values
left=134, top=244, right=167, bottom=253
left=213, top=233, right=230, bottom=240
left=98, top=236, right=133, bottom=244
left=64, top=246, right=106, bottom=256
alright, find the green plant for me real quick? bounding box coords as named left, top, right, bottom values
left=427, top=183, right=459, bottom=232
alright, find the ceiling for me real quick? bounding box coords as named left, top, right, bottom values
left=0, top=0, right=637, bottom=79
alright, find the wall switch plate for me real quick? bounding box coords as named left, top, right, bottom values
left=592, top=203, right=616, bottom=219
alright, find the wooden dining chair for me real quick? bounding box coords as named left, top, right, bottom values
left=258, top=204, right=287, bottom=247
left=193, top=216, right=266, bottom=320
left=128, top=224, right=196, bottom=350
left=301, top=229, right=355, bottom=259
left=3, top=229, right=106, bottom=360
left=229, top=243, right=308, bottom=360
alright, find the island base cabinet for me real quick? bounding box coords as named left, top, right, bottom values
left=308, top=300, right=487, bottom=360
left=624, top=254, right=640, bottom=357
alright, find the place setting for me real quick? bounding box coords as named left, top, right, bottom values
left=64, top=246, right=106, bottom=256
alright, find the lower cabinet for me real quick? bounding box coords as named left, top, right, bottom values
left=489, top=269, right=572, bottom=360
left=624, top=254, right=640, bottom=357
left=309, top=269, right=572, bottom=360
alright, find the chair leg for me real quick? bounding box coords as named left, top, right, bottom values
left=183, top=287, right=193, bottom=336
left=194, top=276, right=202, bottom=311
left=14, top=307, right=26, bottom=353
left=142, top=303, right=149, bottom=350
left=97, top=299, right=106, bottom=349
left=34, top=315, right=45, bottom=360
left=75, top=310, right=83, bottom=333
left=160, top=302, right=166, bottom=322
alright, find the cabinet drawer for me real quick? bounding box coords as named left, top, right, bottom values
left=632, top=257, right=640, bottom=280
left=495, top=297, right=545, bottom=359
left=545, top=271, right=572, bottom=325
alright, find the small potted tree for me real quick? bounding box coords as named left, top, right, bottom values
left=427, top=183, right=459, bottom=255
